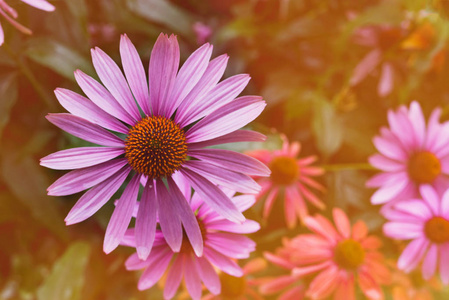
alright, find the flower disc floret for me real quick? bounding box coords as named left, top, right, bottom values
left=334, top=239, right=365, bottom=270
left=125, top=116, right=187, bottom=178
left=424, top=216, right=449, bottom=244
left=408, top=151, right=441, bottom=184
left=269, top=156, right=299, bottom=185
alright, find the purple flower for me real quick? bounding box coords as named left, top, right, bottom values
left=121, top=179, right=260, bottom=300
left=41, top=33, right=269, bottom=258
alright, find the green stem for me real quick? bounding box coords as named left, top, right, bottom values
left=321, top=163, right=375, bottom=171
left=3, top=43, right=56, bottom=110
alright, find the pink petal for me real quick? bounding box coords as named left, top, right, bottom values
left=135, top=181, right=158, bottom=260
left=20, top=0, right=55, bottom=11
left=333, top=208, right=351, bottom=239
left=408, top=101, right=426, bottom=148
left=420, top=184, right=440, bottom=215
left=285, top=193, right=297, bottom=228
left=149, top=33, right=179, bottom=116
left=368, top=154, right=405, bottom=172
left=184, top=256, right=203, bottom=300
left=138, top=248, right=173, bottom=290
left=370, top=174, right=408, bottom=204
left=264, top=252, right=295, bottom=270
left=206, top=233, right=255, bottom=259
left=383, top=222, right=423, bottom=240
left=163, top=254, right=184, bottom=299
left=352, top=220, right=368, bottom=240
left=41, top=147, right=123, bottom=170
left=394, top=199, right=432, bottom=219
left=350, top=49, right=382, bottom=86
left=125, top=252, right=152, bottom=271
left=263, top=187, right=279, bottom=219
left=422, top=244, right=438, bottom=280
left=397, top=237, right=429, bottom=273
left=186, top=96, right=266, bottom=143
left=203, top=247, right=243, bottom=276
left=439, top=243, right=449, bottom=284
left=206, top=219, right=260, bottom=234
left=195, top=257, right=220, bottom=295
left=120, top=34, right=150, bottom=115
left=187, top=129, right=266, bottom=150
left=260, top=275, right=296, bottom=294
left=387, top=108, right=416, bottom=149
left=358, top=270, right=382, bottom=300
left=306, top=265, right=339, bottom=299
left=104, top=174, right=141, bottom=254
left=377, top=62, right=394, bottom=97
left=292, top=261, right=331, bottom=278
left=65, top=165, right=131, bottom=224
left=54, top=88, right=128, bottom=133
left=373, top=133, right=407, bottom=161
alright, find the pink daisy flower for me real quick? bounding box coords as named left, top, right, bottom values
left=246, top=136, right=325, bottom=228
left=122, top=184, right=260, bottom=300
left=272, top=208, right=390, bottom=300
left=382, top=185, right=449, bottom=284
left=367, top=101, right=449, bottom=205
left=0, top=0, right=54, bottom=45
left=41, top=33, right=269, bottom=258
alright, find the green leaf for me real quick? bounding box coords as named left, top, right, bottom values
left=312, top=98, right=343, bottom=158
left=126, top=0, right=193, bottom=36
left=37, top=242, right=90, bottom=300
left=26, top=38, right=94, bottom=80
left=0, top=72, right=18, bottom=139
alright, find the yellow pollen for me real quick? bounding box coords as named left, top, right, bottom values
left=125, top=116, right=187, bottom=179
left=334, top=239, right=365, bottom=270
left=269, top=156, right=299, bottom=185
left=408, top=151, right=441, bottom=184
left=424, top=216, right=449, bottom=244
left=219, top=272, right=246, bottom=298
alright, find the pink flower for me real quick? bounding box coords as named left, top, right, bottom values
left=41, top=33, right=269, bottom=258
left=246, top=136, right=325, bottom=228
left=383, top=185, right=449, bottom=284
left=267, top=208, right=390, bottom=300
left=122, top=185, right=260, bottom=300
left=0, top=0, right=54, bottom=45
left=367, top=101, right=449, bottom=205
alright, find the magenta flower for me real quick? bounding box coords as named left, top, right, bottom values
left=383, top=185, right=449, bottom=284
left=367, top=101, right=449, bottom=205
left=41, top=33, right=269, bottom=258
left=246, top=136, right=325, bottom=228
left=0, top=0, right=55, bottom=45
left=121, top=184, right=260, bottom=300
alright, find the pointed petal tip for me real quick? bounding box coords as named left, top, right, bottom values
left=136, top=246, right=150, bottom=260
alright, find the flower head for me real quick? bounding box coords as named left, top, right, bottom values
left=246, top=136, right=325, bottom=228
left=41, top=33, right=269, bottom=258
left=267, top=208, right=390, bottom=300
left=122, top=186, right=259, bottom=300
left=367, top=101, right=449, bottom=205
left=0, top=0, right=54, bottom=45
left=383, top=185, right=449, bottom=284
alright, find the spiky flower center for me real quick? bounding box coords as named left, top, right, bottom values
left=408, top=151, right=441, bottom=184
left=424, top=216, right=449, bottom=244
left=334, top=239, right=365, bottom=270
left=125, top=116, right=187, bottom=179
left=269, top=156, right=299, bottom=185
left=219, top=272, right=246, bottom=298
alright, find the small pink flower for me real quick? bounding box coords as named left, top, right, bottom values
left=122, top=185, right=260, bottom=300
left=246, top=136, right=325, bottom=228
left=0, top=0, right=54, bottom=45
left=367, top=101, right=449, bottom=205
left=383, top=185, right=449, bottom=284
left=266, top=208, right=390, bottom=300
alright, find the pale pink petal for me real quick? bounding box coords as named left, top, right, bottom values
left=394, top=200, right=432, bottom=219
left=366, top=172, right=394, bottom=188
left=206, top=219, right=260, bottom=234
left=426, top=107, right=443, bottom=148
left=195, top=257, right=220, bottom=295
left=0, top=24, right=3, bottom=46
left=187, top=130, right=266, bottom=150
left=350, top=49, right=382, bottom=86
left=422, top=244, right=438, bottom=280
left=125, top=252, right=152, bottom=271
left=298, top=184, right=325, bottom=210
left=439, top=243, right=449, bottom=284
left=333, top=208, right=351, bottom=239
left=54, top=88, right=129, bottom=133
left=20, top=0, right=55, bottom=11
left=138, top=249, right=173, bottom=290
left=442, top=189, right=449, bottom=217
left=135, top=181, right=158, bottom=260
left=377, top=62, right=394, bottom=97
left=292, top=261, right=331, bottom=278
left=373, top=135, right=407, bottom=161
left=259, top=275, right=296, bottom=294
left=40, top=147, right=123, bottom=170
left=304, top=215, right=338, bottom=243
left=46, top=113, right=124, bottom=147
left=383, top=222, right=423, bottom=240
left=306, top=265, right=340, bottom=299
left=420, top=184, right=440, bottom=215
left=370, top=174, right=408, bottom=204
left=120, top=34, right=150, bottom=115
left=204, top=247, right=243, bottom=276
left=184, top=256, right=203, bottom=300
left=408, top=101, right=426, bottom=148
left=398, top=238, right=429, bottom=273
left=263, top=187, right=279, bottom=219
left=387, top=109, right=416, bottom=149
left=163, top=254, right=184, bottom=299
left=368, top=154, right=405, bottom=172
left=206, top=233, right=255, bottom=258
left=287, top=186, right=308, bottom=221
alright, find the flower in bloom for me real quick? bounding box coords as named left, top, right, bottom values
left=246, top=136, right=325, bottom=228
left=366, top=101, right=449, bottom=205
left=383, top=185, right=449, bottom=284
left=122, top=185, right=260, bottom=300
left=274, top=208, right=390, bottom=300
left=41, top=33, right=269, bottom=258
left=0, top=0, right=54, bottom=45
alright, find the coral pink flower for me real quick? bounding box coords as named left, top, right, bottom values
left=122, top=185, right=259, bottom=300
left=41, top=33, right=269, bottom=258
left=367, top=101, right=449, bottom=205
left=271, top=208, right=390, bottom=300
left=383, top=185, right=449, bottom=284
left=246, top=136, right=325, bottom=228
left=0, top=0, right=54, bottom=45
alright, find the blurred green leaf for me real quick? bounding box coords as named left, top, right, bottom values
left=26, top=38, right=94, bottom=80
left=0, top=72, right=18, bottom=139
left=312, top=98, right=343, bottom=158
left=126, top=0, right=193, bottom=36
left=37, top=242, right=90, bottom=300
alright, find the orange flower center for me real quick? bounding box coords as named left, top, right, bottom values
left=180, top=218, right=207, bottom=254
left=219, top=272, right=247, bottom=298
left=407, top=151, right=441, bottom=184
left=125, top=116, right=187, bottom=179
left=269, top=156, right=299, bottom=185
left=424, top=216, right=449, bottom=244
left=334, top=239, right=365, bottom=270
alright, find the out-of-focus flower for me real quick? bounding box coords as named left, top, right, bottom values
left=271, top=208, right=390, bottom=300
left=122, top=184, right=259, bottom=300
left=383, top=185, right=449, bottom=284
left=246, top=136, right=325, bottom=228
left=202, top=258, right=268, bottom=300
left=0, top=0, right=55, bottom=45
left=193, top=22, right=213, bottom=45
left=366, top=101, right=449, bottom=205
left=41, top=33, right=269, bottom=257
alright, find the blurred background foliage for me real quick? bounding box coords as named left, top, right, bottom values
left=2, top=0, right=449, bottom=299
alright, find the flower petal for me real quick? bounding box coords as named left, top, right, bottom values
left=163, top=254, right=184, bottom=299
left=135, top=180, right=158, bottom=260
left=204, top=247, right=243, bottom=276
left=187, top=130, right=266, bottom=150
left=195, top=257, right=220, bottom=295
